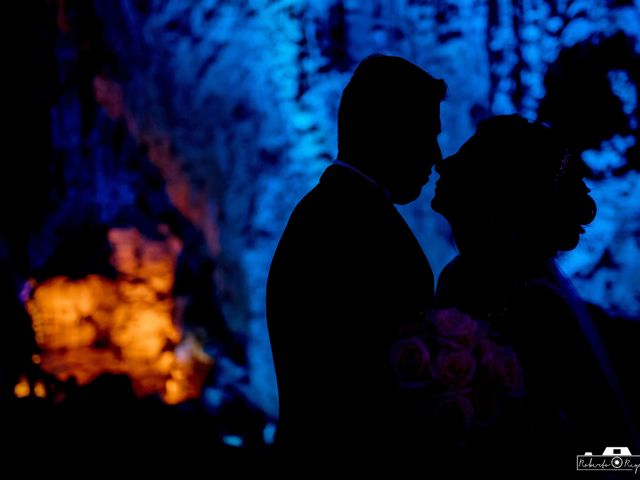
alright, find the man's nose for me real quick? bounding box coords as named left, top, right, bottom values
left=433, top=143, right=443, bottom=166
left=435, top=150, right=456, bottom=174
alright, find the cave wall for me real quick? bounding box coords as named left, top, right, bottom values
left=13, top=0, right=639, bottom=417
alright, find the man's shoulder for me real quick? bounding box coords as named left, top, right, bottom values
left=288, top=177, right=385, bottom=230
left=273, top=185, right=337, bottom=254
left=284, top=184, right=332, bottom=232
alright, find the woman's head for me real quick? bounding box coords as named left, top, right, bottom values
left=432, top=115, right=596, bottom=259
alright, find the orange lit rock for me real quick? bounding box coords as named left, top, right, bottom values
left=24, top=227, right=213, bottom=404
left=14, top=375, right=30, bottom=398
left=33, top=381, right=47, bottom=399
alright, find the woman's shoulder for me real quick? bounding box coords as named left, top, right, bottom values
left=498, top=277, right=577, bottom=346
left=436, top=256, right=583, bottom=331
left=506, top=274, right=579, bottom=327
left=435, top=256, right=469, bottom=308
left=438, top=255, right=464, bottom=280
left=510, top=276, right=569, bottom=308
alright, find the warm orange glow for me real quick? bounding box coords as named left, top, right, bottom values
left=164, top=334, right=215, bottom=405
left=24, top=227, right=214, bottom=403
left=34, top=381, right=47, bottom=399
left=32, top=354, right=41, bottom=365
left=14, top=375, right=30, bottom=398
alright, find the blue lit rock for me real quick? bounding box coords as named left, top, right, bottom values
left=84, top=0, right=640, bottom=416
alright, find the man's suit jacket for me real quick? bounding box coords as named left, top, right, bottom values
left=266, top=164, right=434, bottom=461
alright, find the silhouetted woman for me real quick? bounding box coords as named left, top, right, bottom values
left=432, top=115, right=637, bottom=474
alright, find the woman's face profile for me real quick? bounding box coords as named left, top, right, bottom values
left=432, top=147, right=477, bottom=223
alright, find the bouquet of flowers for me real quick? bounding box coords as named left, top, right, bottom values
left=390, top=308, right=525, bottom=445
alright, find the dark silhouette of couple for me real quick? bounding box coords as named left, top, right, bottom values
left=266, top=54, right=636, bottom=473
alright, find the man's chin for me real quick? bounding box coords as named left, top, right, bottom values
left=432, top=189, right=450, bottom=213
left=392, top=186, right=423, bottom=205
left=431, top=195, right=441, bottom=212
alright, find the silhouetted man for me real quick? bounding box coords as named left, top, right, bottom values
left=266, top=54, right=446, bottom=467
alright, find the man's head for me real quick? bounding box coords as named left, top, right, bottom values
left=337, top=54, right=446, bottom=204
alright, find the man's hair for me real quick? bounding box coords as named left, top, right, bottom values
left=337, top=54, right=446, bottom=161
